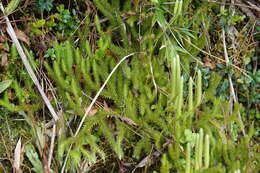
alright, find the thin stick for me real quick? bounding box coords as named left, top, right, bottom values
left=61, top=144, right=72, bottom=173
left=48, top=124, right=56, bottom=168
left=0, top=3, right=59, bottom=121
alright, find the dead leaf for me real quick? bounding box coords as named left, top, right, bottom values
left=0, top=35, right=7, bottom=42
left=14, top=138, right=22, bottom=173
left=15, top=29, right=30, bottom=46
left=204, top=56, right=215, bottom=69
left=85, top=106, right=97, bottom=116
left=1, top=53, right=8, bottom=67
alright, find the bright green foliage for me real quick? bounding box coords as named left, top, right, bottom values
left=28, top=4, right=80, bottom=36
left=44, top=30, right=207, bottom=170
left=184, top=129, right=211, bottom=173
left=43, top=35, right=257, bottom=171
left=40, top=0, right=258, bottom=171
left=160, top=154, right=171, bottom=173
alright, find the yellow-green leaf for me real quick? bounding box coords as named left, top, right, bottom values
left=5, top=0, right=20, bottom=14
left=0, top=80, right=12, bottom=94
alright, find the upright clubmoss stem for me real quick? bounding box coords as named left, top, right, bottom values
left=188, top=77, right=193, bottom=112
left=195, top=133, right=200, bottom=170
left=198, top=128, right=204, bottom=168
left=171, top=58, right=176, bottom=99
left=185, top=143, right=191, bottom=173
left=195, top=70, right=202, bottom=107
left=65, top=41, right=73, bottom=75
left=176, top=76, right=183, bottom=118
left=175, top=55, right=181, bottom=96
left=204, top=134, right=210, bottom=168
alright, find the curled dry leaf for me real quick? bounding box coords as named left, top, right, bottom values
left=15, top=29, right=30, bottom=46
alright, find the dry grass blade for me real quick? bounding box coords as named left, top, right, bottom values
left=47, top=125, right=56, bottom=169
left=13, top=138, right=22, bottom=173
left=0, top=3, right=59, bottom=121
